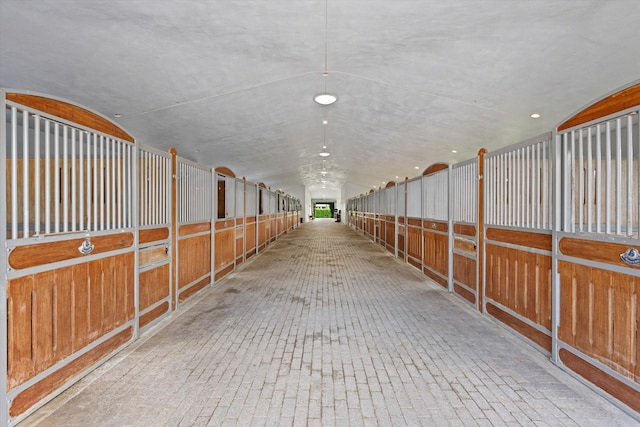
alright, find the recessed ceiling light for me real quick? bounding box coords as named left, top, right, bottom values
left=114, top=113, right=122, bottom=118
left=382, top=181, right=386, bottom=184
left=414, top=166, right=419, bottom=170
left=531, top=113, right=540, bottom=118
left=451, top=150, right=457, bottom=153
left=319, top=151, right=330, bottom=157
left=323, top=120, right=328, bottom=124
left=395, top=176, right=399, bottom=179
left=314, top=94, right=337, bottom=105
left=321, top=171, right=327, bottom=175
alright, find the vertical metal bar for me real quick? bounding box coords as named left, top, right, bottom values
left=44, top=119, right=51, bottom=235
left=616, top=118, right=622, bottom=235
left=562, top=133, right=569, bottom=231
left=71, top=128, right=77, bottom=232
left=627, top=114, right=633, bottom=237
left=596, top=125, right=602, bottom=233
left=586, top=128, right=592, bottom=232
left=117, top=140, right=122, bottom=228
left=54, top=122, right=60, bottom=233
left=79, top=132, right=84, bottom=231
left=570, top=130, right=576, bottom=233
left=578, top=129, right=584, bottom=232
left=34, top=114, right=41, bottom=236
left=62, top=125, right=69, bottom=232
left=22, top=110, right=30, bottom=238
left=93, top=134, right=99, bottom=231
left=605, top=122, right=612, bottom=235
left=10, top=106, right=17, bottom=239
left=542, top=139, right=548, bottom=228
left=534, top=142, right=540, bottom=229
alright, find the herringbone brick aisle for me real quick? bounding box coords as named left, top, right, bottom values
left=25, top=219, right=638, bottom=427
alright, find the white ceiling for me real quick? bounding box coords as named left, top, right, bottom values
left=2, top=1, right=640, bottom=199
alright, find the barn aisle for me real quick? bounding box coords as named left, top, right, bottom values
left=23, top=220, right=637, bottom=426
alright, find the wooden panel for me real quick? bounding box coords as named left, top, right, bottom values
left=454, top=284, right=476, bottom=304
left=139, top=227, right=170, bottom=244
left=9, top=327, right=134, bottom=418
left=424, top=267, right=448, bottom=288
left=559, top=348, right=640, bottom=413
left=139, top=302, right=170, bottom=330
left=139, top=246, right=168, bottom=267
left=558, top=261, right=640, bottom=383
left=215, top=263, right=235, bottom=281
left=423, top=163, right=448, bottom=176
left=385, top=222, right=395, bottom=250
left=245, top=222, right=256, bottom=254
left=214, top=166, right=236, bottom=178
left=486, top=228, right=552, bottom=251
left=6, top=93, right=135, bottom=143
left=454, top=223, right=476, bottom=237
left=9, top=232, right=134, bottom=270
left=423, top=220, right=447, bottom=233
left=179, top=222, right=211, bottom=236
left=486, top=302, right=552, bottom=351
left=453, top=253, right=476, bottom=289
left=454, top=238, right=476, bottom=254
left=7, top=253, right=134, bottom=390
left=139, top=264, right=170, bottom=310
left=485, top=244, right=552, bottom=330
left=236, top=235, right=244, bottom=260
left=423, top=230, right=448, bottom=276
left=407, top=218, right=421, bottom=227
left=178, top=234, right=211, bottom=288
left=558, top=82, right=640, bottom=131
left=559, top=237, right=640, bottom=269
left=179, top=277, right=210, bottom=302
left=407, top=226, right=422, bottom=261
left=236, top=218, right=244, bottom=226
left=215, top=229, right=235, bottom=271
left=215, top=219, right=234, bottom=231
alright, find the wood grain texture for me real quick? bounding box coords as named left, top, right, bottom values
left=139, top=264, right=170, bottom=310
left=9, top=326, right=134, bottom=418
left=179, top=277, right=210, bottom=302
left=407, top=226, right=422, bottom=261
left=454, top=284, right=476, bottom=304
left=454, top=238, right=476, bottom=254
left=178, top=234, right=211, bottom=288
left=423, top=162, right=449, bottom=176
left=559, top=348, right=640, bottom=413
left=139, top=246, right=169, bottom=267
left=9, top=232, right=134, bottom=270
left=453, top=253, right=476, bottom=290
left=486, top=302, right=552, bottom=351
left=7, top=253, right=134, bottom=391
left=245, top=222, right=256, bottom=254
left=558, top=261, right=640, bottom=383
left=214, top=229, right=235, bottom=271
left=180, top=222, right=211, bottom=235
left=6, top=93, right=134, bottom=142
left=215, top=263, right=235, bottom=281
left=485, top=244, right=552, bottom=330
left=214, top=166, right=236, bottom=178
left=139, top=302, right=170, bottom=330
left=139, top=227, right=170, bottom=244
left=453, top=223, right=476, bottom=237
left=424, top=267, right=448, bottom=288
left=559, top=237, right=640, bottom=268
left=423, top=220, right=447, bottom=233
left=486, top=228, right=552, bottom=251
left=423, top=229, right=448, bottom=276
left=558, top=82, right=640, bottom=131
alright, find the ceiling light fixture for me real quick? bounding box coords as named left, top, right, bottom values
left=114, top=113, right=122, bottom=118
left=531, top=113, right=540, bottom=118
left=313, top=0, right=337, bottom=106
left=451, top=150, right=457, bottom=153
left=319, top=151, right=330, bottom=157
left=323, top=120, right=328, bottom=125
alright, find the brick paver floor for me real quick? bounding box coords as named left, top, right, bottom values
left=23, top=219, right=639, bottom=426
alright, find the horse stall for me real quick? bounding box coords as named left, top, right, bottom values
left=384, top=183, right=396, bottom=254
left=483, top=134, right=553, bottom=353
left=244, top=181, right=258, bottom=260
left=2, top=91, right=137, bottom=423
left=421, top=164, right=450, bottom=289
left=174, top=154, right=212, bottom=305
left=376, top=188, right=386, bottom=246
left=276, top=192, right=286, bottom=237
left=554, top=83, right=640, bottom=413
left=450, top=153, right=482, bottom=308
left=396, top=180, right=406, bottom=260
left=214, top=168, right=237, bottom=281
left=405, top=176, right=422, bottom=270
left=137, top=145, right=172, bottom=331
left=257, top=184, right=276, bottom=252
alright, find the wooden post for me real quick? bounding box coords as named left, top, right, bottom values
left=169, top=147, right=178, bottom=311
left=477, top=148, right=487, bottom=313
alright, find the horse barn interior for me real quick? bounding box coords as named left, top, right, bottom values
left=2, top=1, right=640, bottom=426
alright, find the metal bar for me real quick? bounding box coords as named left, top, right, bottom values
left=616, top=118, right=622, bottom=235
left=605, top=121, right=611, bottom=235
left=79, top=131, right=84, bottom=231
left=45, top=119, right=51, bottom=234
left=10, top=106, right=17, bottom=239
left=54, top=122, right=60, bottom=233
left=71, top=128, right=77, bottom=232
left=62, top=125, right=69, bottom=232
left=93, top=134, right=99, bottom=231
left=627, top=114, right=633, bottom=237
left=542, top=140, right=548, bottom=228
left=562, top=132, right=569, bottom=231
left=578, top=129, right=584, bottom=232
left=34, top=114, right=41, bottom=236
left=22, top=110, right=30, bottom=238
left=117, top=140, right=122, bottom=228
left=596, top=125, right=602, bottom=233
left=570, top=130, right=575, bottom=233
left=587, top=128, right=593, bottom=233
